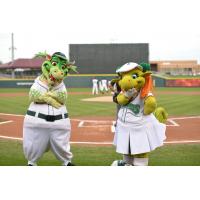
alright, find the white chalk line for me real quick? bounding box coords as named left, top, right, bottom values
left=0, top=113, right=24, bottom=117
left=0, top=120, right=13, bottom=125
left=72, top=118, right=113, bottom=123
left=0, top=135, right=22, bottom=141
left=169, top=116, right=200, bottom=120
left=1, top=135, right=200, bottom=145
left=167, top=119, right=179, bottom=127
left=111, top=121, right=116, bottom=133
left=79, top=125, right=112, bottom=128
left=78, top=121, right=84, bottom=127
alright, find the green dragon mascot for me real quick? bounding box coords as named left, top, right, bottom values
left=23, top=52, right=77, bottom=166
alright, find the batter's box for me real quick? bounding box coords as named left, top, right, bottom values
left=77, top=118, right=180, bottom=129
left=166, top=119, right=179, bottom=127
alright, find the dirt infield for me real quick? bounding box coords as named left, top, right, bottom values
left=0, top=113, right=200, bottom=145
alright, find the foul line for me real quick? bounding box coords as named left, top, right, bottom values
left=0, top=135, right=22, bottom=141
left=0, top=120, right=13, bottom=125
left=0, top=113, right=24, bottom=117
left=169, top=116, right=200, bottom=120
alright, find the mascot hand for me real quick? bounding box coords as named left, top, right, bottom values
left=46, top=91, right=57, bottom=99
left=144, top=96, right=157, bottom=115
left=42, top=94, right=62, bottom=109
left=50, top=100, right=62, bottom=109
left=117, top=93, right=130, bottom=105
left=124, top=88, right=138, bottom=98
left=154, top=107, right=168, bottom=124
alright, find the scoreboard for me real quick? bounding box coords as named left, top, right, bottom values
left=69, top=43, right=149, bottom=74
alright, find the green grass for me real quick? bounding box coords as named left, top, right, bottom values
left=0, top=87, right=199, bottom=116
left=0, top=88, right=116, bottom=116
left=156, top=95, right=200, bottom=116
left=0, top=139, right=199, bottom=166
left=154, top=87, right=200, bottom=92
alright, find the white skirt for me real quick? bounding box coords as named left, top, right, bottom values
left=113, top=114, right=166, bottom=155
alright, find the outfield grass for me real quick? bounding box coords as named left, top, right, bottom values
left=0, top=139, right=200, bottom=166
left=0, top=87, right=200, bottom=117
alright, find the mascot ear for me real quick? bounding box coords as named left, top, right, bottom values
left=142, top=71, right=152, bottom=77
left=140, top=73, right=153, bottom=99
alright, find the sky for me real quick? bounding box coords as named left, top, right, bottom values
left=0, top=0, right=200, bottom=63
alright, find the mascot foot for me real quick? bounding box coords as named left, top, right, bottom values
left=111, top=160, right=132, bottom=166
left=67, top=162, right=75, bottom=166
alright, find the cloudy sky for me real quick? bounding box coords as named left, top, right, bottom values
left=0, top=0, right=200, bottom=63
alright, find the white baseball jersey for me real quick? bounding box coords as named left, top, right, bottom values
left=92, top=79, right=98, bottom=94
left=92, top=79, right=98, bottom=85
left=101, top=79, right=108, bottom=91
left=101, top=79, right=107, bottom=86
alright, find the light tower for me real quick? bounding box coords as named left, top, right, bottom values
left=9, top=33, right=17, bottom=78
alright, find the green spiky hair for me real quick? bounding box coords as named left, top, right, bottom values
left=140, top=62, right=151, bottom=72
left=35, top=51, right=49, bottom=58
left=68, top=65, right=78, bottom=73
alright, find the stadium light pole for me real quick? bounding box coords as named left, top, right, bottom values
left=9, top=33, right=17, bottom=78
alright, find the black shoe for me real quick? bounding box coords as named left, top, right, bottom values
left=111, top=160, right=132, bottom=166
left=67, top=162, right=75, bottom=166
left=27, top=164, right=33, bottom=166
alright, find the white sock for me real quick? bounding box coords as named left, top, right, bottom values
left=28, top=161, right=37, bottom=166
left=133, top=158, right=149, bottom=166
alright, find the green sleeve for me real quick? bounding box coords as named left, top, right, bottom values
left=29, top=88, right=45, bottom=103
left=47, top=91, right=67, bottom=105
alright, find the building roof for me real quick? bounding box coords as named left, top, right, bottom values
left=150, top=60, right=198, bottom=65
left=0, top=58, right=45, bottom=69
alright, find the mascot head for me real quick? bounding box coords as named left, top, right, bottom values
left=116, top=62, right=153, bottom=98
left=36, top=51, right=77, bottom=85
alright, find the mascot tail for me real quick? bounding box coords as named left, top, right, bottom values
left=154, top=107, right=168, bottom=124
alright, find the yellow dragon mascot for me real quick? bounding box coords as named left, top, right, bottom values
left=111, top=62, right=167, bottom=166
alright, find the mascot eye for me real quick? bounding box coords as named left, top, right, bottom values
left=62, top=65, right=66, bottom=70
left=52, top=62, right=57, bottom=66
left=132, top=74, right=138, bottom=79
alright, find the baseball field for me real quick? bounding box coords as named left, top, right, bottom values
left=0, top=87, right=200, bottom=166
